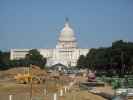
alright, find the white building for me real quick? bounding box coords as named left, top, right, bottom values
left=10, top=19, right=89, bottom=67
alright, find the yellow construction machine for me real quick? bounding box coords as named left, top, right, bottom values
left=14, top=66, right=46, bottom=84
left=14, top=73, right=43, bottom=84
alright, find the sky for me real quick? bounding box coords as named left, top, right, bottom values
left=0, top=0, right=133, bottom=51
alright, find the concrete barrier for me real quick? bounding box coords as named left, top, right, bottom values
left=53, top=93, right=57, bottom=100
left=60, top=89, right=63, bottom=96
left=9, top=95, right=13, bottom=100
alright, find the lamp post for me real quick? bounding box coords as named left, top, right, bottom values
left=27, top=53, right=33, bottom=100
left=121, top=51, right=125, bottom=76
left=29, top=64, right=33, bottom=100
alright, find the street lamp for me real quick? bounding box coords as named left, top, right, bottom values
left=27, top=53, right=33, bottom=100
left=29, top=63, right=33, bottom=100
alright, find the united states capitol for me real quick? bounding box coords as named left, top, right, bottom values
left=10, top=19, right=90, bottom=67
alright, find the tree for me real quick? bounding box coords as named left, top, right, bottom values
left=0, top=49, right=47, bottom=70
left=77, top=55, right=86, bottom=69
left=26, top=49, right=47, bottom=69
left=77, top=40, right=133, bottom=76
left=0, top=51, right=10, bottom=70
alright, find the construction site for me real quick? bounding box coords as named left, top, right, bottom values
left=0, top=65, right=116, bottom=100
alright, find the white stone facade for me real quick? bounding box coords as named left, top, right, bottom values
left=10, top=20, right=89, bottom=67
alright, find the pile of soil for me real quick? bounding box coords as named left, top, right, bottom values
left=0, top=65, right=47, bottom=81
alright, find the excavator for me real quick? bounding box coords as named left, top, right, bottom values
left=14, top=67, right=45, bottom=84
left=14, top=73, right=43, bottom=84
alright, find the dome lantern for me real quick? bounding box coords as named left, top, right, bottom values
left=59, top=19, right=76, bottom=42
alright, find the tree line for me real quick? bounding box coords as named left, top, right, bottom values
left=0, top=49, right=47, bottom=70
left=77, top=40, right=133, bottom=76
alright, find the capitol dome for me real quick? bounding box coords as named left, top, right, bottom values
left=59, top=20, right=76, bottom=42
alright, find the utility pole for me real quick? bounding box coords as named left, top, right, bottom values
left=121, top=51, right=124, bottom=76
left=27, top=53, right=33, bottom=100
left=29, top=64, right=33, bottom=100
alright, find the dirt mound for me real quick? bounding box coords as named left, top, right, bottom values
left=0, top=65, right=47, bottom=80
left=30, top=65, right=47, bottom=77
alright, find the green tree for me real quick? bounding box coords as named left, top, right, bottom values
left=26, top=49, right=47, bottom=69
left=77, top=55, right=86, bottom=69
left=77, top=40, right=133, bottom=76
left=0, top=51, right=10, bottom=70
